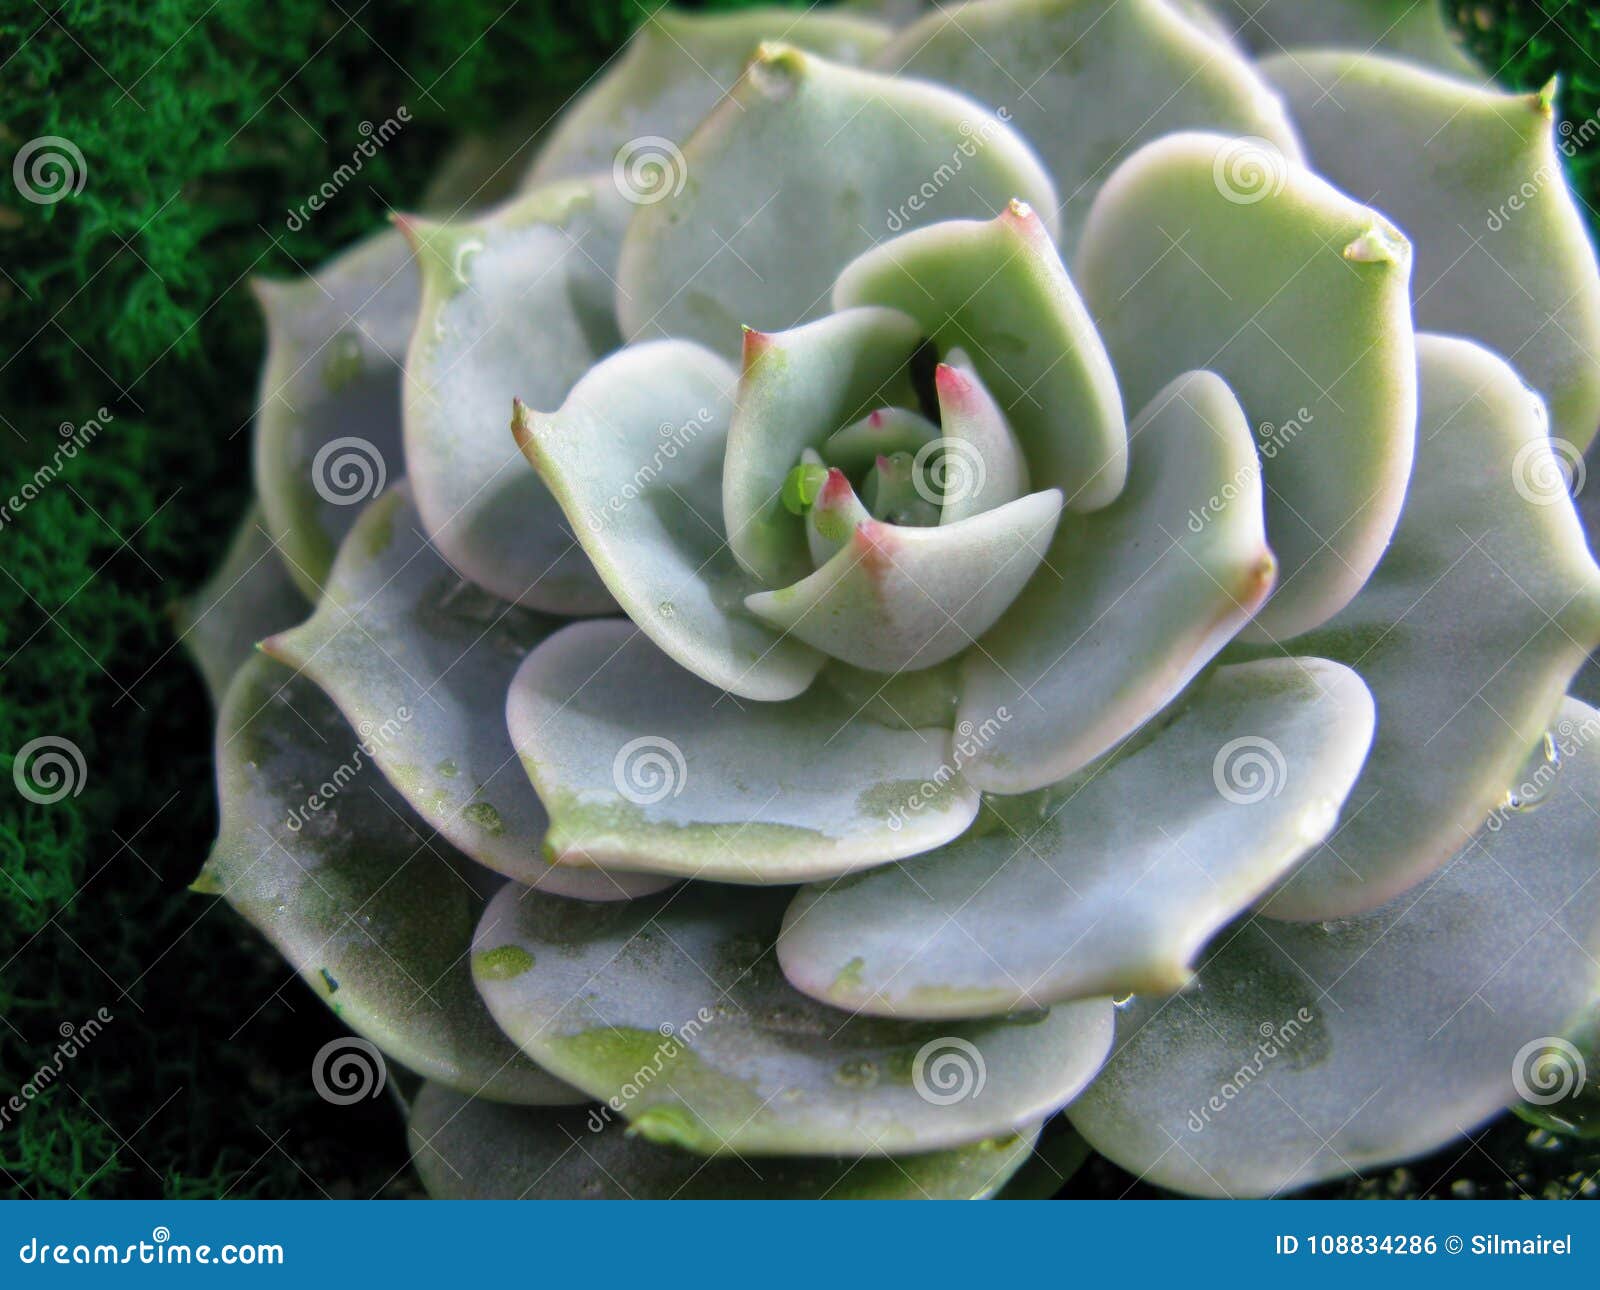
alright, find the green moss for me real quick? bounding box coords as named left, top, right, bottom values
left=473, top=945, right=536, bottom=981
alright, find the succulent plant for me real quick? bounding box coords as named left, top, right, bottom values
left=183, top=0, right=1600, bottom=1198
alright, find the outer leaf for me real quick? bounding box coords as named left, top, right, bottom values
left=252, top=229, right=414, bottom=598
left=616, top=42, right=1059, bottom=354
left=505, top=619, right=980, bottom=883
left=1262, top=51, right=1600, bottom=452
left=401, top=179, right=630, bottom=614
left=174, top=504, right=307, bottom=707
left=725, top=307, right=923, bottom=588
left=196, top=654, right=580, bottom=1104
left=261, top=486, right=672, bottom=902
left=781, top=658, right=1373, bottom=1017
left=1204, top=0, right=1481, bottom=78
left=512, top=339, right=823, bottom=702
left=409, top=1083, right=1039, bottom=1199
left=1254, top=335, right=1600, bottom=918
left=745, top=491, right=1063, bottom=674
left=876, top=0, right=1304, bottom=250
left=527, top=7, right=891, bottom=186
left=835, top=201, right=1126, bottom=511
left=1077, top=131, right=1417, bottom=640
left=1067, top=697, right=1600, bottom=1197
left=958, top=371, right=1275, bottom=793
left=472, top=881, right=1114, bottom=1156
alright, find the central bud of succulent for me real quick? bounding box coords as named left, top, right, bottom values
left=781, top=402, right=960, bottom=532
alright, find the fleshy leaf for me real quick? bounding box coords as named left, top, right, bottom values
left=261, top=486, right=672, bottom=902
left=1204, top=0, right=1481, bottom=77
left=1262, top=51, right=1600, bottom=452
left=875, top=0, right=1304, bottom=250
left=1067, top=696, right=1600, bottom=1197
left=526, top=7, right=891, bottom=186
left=472, top=881, right=1113, bottom=1155
left=781, top=657, right=1373, bottom=1017
left=957, top=371, right=1275, bottom=792
left=253, top=228, right=414, bottom=598
left=505, top=619, right=980, bottom=883
left=724, top=306, right=924, bottom=586
left=1077, top=131, right=1417, bottom=639
left=835, top=201, right=1126, bottom=512
left=174, top=504, right=307, bottom=707
left=409, top=1082, right=1039, bottom=1199
left=512, top=339, right=823, bottom=702
left=806, top=465, right=871, bottom=566
left=1252, top=335, right=1600, bottom=918
left=616, top=42, right=1059, bottom=354
left=401, top=178, right=630, bottom=613
left=822, top=407, right=940, bottom=476
left=745, top=491, right=1063, bottom=674
left=197, top=654, right=581, bottom=1104
left=932, top=349, right=1029, bottom=525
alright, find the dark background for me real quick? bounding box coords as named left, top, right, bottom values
left=1, top=0, right=1597, bottom=1199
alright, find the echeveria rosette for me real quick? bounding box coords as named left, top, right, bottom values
left=180, top=0, right=1600, bottom=1199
